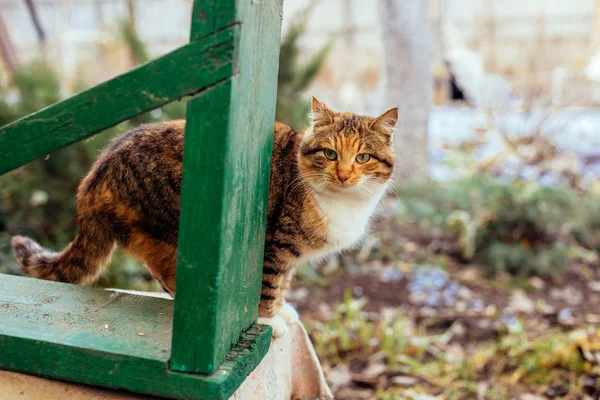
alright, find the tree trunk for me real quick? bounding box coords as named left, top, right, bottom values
left=24, top=0, right=46, bottom=45
left=342, top=0, right=356, bottom=47
left=24, top=0, right=47, bottom=59
left=378, top=0, right=433, bottom=182
left=0, top=9, right=17, bottom=77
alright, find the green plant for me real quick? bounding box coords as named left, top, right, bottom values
left=309, top=290, right=445, bottom=365
left=276, top=0, right=332, bottom=129
left=120, top=19, right=150, bottom=66
left=572, top=194, right=600, bottom=252
left=397, top=176, right=589, bottom=276
left=477, top=242, right=570, bottom=276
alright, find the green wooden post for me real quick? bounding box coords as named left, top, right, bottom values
left=0, top=0, right=283, bottom=398
left=171, top=0, right=283, bottom=374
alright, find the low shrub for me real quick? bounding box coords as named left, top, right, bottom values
left=397, top=175, right=598, bottom=276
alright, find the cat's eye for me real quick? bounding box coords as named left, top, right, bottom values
left=356, top=153, right=371, bottom=164
left=324, top=149, right=338, bottom=161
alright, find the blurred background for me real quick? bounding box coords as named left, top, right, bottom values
left=2, top=0, right=600, bottom=398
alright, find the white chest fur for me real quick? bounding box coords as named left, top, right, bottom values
left=313, top=186, right=387, bottom=254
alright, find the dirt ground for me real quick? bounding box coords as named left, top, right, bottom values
left=290, top=216, right=600, bottom=400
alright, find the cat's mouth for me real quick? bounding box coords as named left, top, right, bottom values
left=305, top=176, right=364, bottom=196
left=328, top=184, right=349, bottom=192
left=324, top=181, right=360, bottom=194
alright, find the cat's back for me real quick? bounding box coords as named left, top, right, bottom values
left=273, top=121, right=300, bottom=154
left=271, top=121, right=301, bottom=177
left=79, top=120, right=186, bottom=212
left=266, top=122, right=303, bottom=232
left=105, top=120, right=185, bottom=160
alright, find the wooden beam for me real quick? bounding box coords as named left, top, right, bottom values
left=0, top=27, right=235, bottom=175
left=342, top=0, right=356, bottom=46
left=170, top=0, right=283, bottom=374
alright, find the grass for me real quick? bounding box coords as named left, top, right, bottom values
left=306, top=292, right=600, bottom=399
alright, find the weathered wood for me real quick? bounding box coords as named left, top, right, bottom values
left=0, top=274, right=271, bottom=400
left=170, top=0, right=283, bottom=374
left=0, top=26, right=236, bottom=176
left=0, top=274, right=172, bottom=364
left=189, top=0, right=237, bottom=41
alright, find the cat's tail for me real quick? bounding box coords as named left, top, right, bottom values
left=11, top=219, right=115, bottom=284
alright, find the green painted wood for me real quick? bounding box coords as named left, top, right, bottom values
left=0, top=274, right=172, bottom=364
left=171, top=0, right=283, bottom=374
left=189, top=0, right=236, bottom=41
left=0, top=26, right=236, bottom=176
left=0, top=274, right=271, bottom=400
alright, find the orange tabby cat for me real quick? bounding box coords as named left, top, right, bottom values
left=12, top=96, right=397, bottom=337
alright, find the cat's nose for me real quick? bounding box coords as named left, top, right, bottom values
left=337, top=171, right=350, bottom=183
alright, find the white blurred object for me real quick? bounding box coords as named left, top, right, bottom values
left=445, top=48, right=484, bottom=104
left=551, top=67, right=568, bottom=107
left=443, top=21, right=513, bottom=108
left=338, top=80, right=362, bottom=110
left=61, top=30, right=110, bottom=69
left=585, top=50, right=600, bottom=81
left=584, top=50, right=600, bottom=102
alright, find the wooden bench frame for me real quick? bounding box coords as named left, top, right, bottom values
left=0, top=1, right=283, bottom=399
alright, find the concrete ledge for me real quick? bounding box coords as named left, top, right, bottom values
left=0, top=370, right=156, bottom=400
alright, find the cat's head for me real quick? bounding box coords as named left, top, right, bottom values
left=298, top=96, right=397, bottom=198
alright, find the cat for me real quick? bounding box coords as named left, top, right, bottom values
left=11, top=96, right=397, bottom=337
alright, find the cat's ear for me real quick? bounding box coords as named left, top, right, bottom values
left=369, top=107, right=399, bottom=138
left=311, top=95, right=334, bottom=125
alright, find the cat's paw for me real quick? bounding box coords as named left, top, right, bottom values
left=258, top=314, right=288, bottom=338
left=257, top=303, right=299, bottom=338
left=279, top=302, right=299, bottom=324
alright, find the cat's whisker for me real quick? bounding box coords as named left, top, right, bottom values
left=284, top=172, right=324, bottom=201
left=306, top=182, right=328, bottom=198
left=360, top=185, right=383, bottom=205
left=286, top=172, right=322, bottom=192
left=387, top=184, right=401, bottom=199
left=360, top=183, right=390, bottom=207
left=288, top=179, right=323, bottom=198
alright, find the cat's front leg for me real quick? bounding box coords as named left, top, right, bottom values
left=258, top=260, right=298, bottom=337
